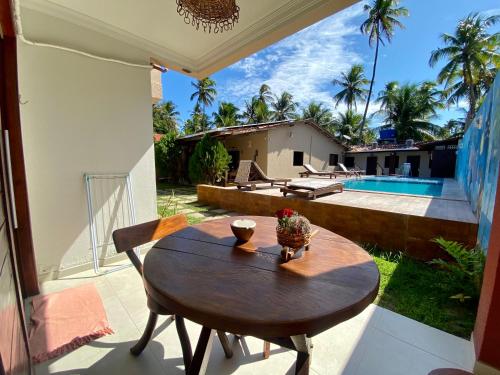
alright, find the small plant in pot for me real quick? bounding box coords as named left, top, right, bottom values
left=275, top=208, right=312, bottom=260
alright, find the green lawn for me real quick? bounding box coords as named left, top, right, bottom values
left=156, top=183, right=477, bottom=339
left=372, top=250, right=477, bottom=338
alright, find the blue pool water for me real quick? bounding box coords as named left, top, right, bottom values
left=343, top=177, right=443, bottom=197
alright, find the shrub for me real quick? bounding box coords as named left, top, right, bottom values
left=188, top=135, right=231, bottom=184
left=154, top=132, right=182, bottom=181
left=430, top=237, right=486, bottom=301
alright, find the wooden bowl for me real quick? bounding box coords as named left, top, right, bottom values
left=230, top=219, right=256, bottom=242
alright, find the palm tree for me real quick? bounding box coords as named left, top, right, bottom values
left=429, top=13, right=499, bottom=125
left=152, top=101, right=180, bottom=134
left=271, top=91, right=298, bottom=121
left=377, top=83, right=441, bottom=142
left=184, top=103, right=210, bottom=134
left=332, top=110, right=364, bottom=145
left=190, top=77, right=217, bottom=115
left=301, top=102, right=333, bottom=127
left=377, top=81, right=399, bottom=110
left=242, top=97, right=272, bottom=124
left=360, top=0, right=408, bottom=141
left=212, top=102, right=241, bottom=128
left=258, top=84, right=274, bottom=104
left=332, top=64, right=369, bottom=111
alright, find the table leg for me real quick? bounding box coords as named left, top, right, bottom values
left=187, top=326, right=215, bottom=375
left=175, top=316, right=193, bottom=370
left=291, top=335, right=312, bottom=375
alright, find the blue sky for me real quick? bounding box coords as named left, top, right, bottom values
left=161, top=0, right=500, bottom=129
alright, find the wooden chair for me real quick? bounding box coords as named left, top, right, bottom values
left=299, top=164, right=337, bottom=179
left=235, top=160, right=291, bottom=190
left=112, top=214, right=234, bottom=368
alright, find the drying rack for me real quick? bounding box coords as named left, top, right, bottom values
left=84, top=173, right=138, bottom=274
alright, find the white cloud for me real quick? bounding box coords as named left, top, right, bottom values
left=218, top=3, right=372, bottom=115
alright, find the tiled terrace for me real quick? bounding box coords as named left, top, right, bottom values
left=233, top=177, right=476, bottom=224
left=34, top=264, right=475, bottom=375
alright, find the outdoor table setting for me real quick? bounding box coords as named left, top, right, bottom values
left=143, top=210, right=380, bottom=375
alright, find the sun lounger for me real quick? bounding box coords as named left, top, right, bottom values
left=299, top=164, right=337, bottom=179
left=280, top=180, right=343, bottom=200
left=337, top=163, right=365, bottom=177
left=235, top=160, right=291, bottom=190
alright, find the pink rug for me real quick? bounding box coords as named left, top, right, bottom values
left=29, top=283, right=113, bottom=364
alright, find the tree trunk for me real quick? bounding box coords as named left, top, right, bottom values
left=360, top=36, right=380, bottom=144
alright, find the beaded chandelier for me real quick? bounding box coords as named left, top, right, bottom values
left=176, top=0, right=240, bottom=34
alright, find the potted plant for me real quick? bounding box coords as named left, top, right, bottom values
left=275, top=208, right=312, bottom=252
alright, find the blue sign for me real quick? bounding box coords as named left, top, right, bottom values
left=379, top=129, right=396, bottom=140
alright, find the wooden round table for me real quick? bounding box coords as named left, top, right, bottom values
left=143, top=216, right=380, bottom=374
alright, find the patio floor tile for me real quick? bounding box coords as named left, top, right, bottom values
left=33, top=266, right=475, bottom=375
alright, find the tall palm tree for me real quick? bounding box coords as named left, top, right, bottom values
left=152, top=101, right=180, bottom=134
left=184, top=103, right=210, bottom=134
left=429, top=13, right=499, bottom=125
left=242, top=97, right=272, bottom=124
left=258, top=84, right=274, bottom=104
left=377, top=81, right=399, bottom=110
left=271, top=91, right=298, bottom=121
left=377, top=83, right=441, bottom=142
left=302, top=102, right=333, bottom=127
left=190, top=77, right=217, bottom=115
left=360, top=0, right=408, bottom=141
left=212, top=102, right=241, bottom=128
left=332, top=64, right=369, bottom=111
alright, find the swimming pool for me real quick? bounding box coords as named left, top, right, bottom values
left=343, top=177, right=443, bottom=197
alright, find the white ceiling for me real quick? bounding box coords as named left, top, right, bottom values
left=20, top=0, right=359, bottom=77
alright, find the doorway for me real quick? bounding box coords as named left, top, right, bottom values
left=431, top=149, right=456, bottom=177
left=366, top=156, right=378, bottom=175
left=406, top=155, right=421, bottom=177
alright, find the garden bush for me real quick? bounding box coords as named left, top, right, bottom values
left=188, top=134, right=231, bottom=185
left=154, top=132, right=182, bottom=181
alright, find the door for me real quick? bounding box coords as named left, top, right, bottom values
left=0, top=23, right=31, bottom=374
left=431, top=149, right=456, bottom=178
left=406, top=155, right=421, bottom=177
left=228, top=150, right=240, bottom=172
left=0, top=114, right=31, bottom=375
left=366, top=156, right=378, bottom=175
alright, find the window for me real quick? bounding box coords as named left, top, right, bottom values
left=344, top=157, right=355, bottom=168
left=384, top=155, right=399, bottom=168
left=329, top=154, right=339, bottom=166
left=293, top=151, right=304, bottom=166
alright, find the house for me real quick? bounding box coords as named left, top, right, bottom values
left=178, top=120, right=347, bottom=178
left=345, top=137, right=460, bottom=177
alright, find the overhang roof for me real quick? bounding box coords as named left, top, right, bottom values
left=19, top=0, right=359, bottom=78
left=178, top=119, right=346, bottom=148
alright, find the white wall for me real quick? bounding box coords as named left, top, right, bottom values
left=223, top=131, right=269, bottom=173
left=267, top=122, right=345, bottom=178
left=17, top=42, right=157, bottom=277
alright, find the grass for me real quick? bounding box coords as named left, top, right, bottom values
left=156, top=183, right=477, bottom=339
left=369, top=247, right=477, bottom=339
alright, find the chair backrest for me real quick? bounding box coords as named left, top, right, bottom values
left=235, top=160, right=268, bottom=183
left=112, top=214, right=188, bottom=274
left=250, top=161, right=268, bottom=180
left=303, top=164, right=318, bottom=173
left=338, top=163, right=348, bottom=172
left=234, top=160, right=252, bottom=183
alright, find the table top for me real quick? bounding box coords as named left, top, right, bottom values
left=143, top=216, right=380, bottom=338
